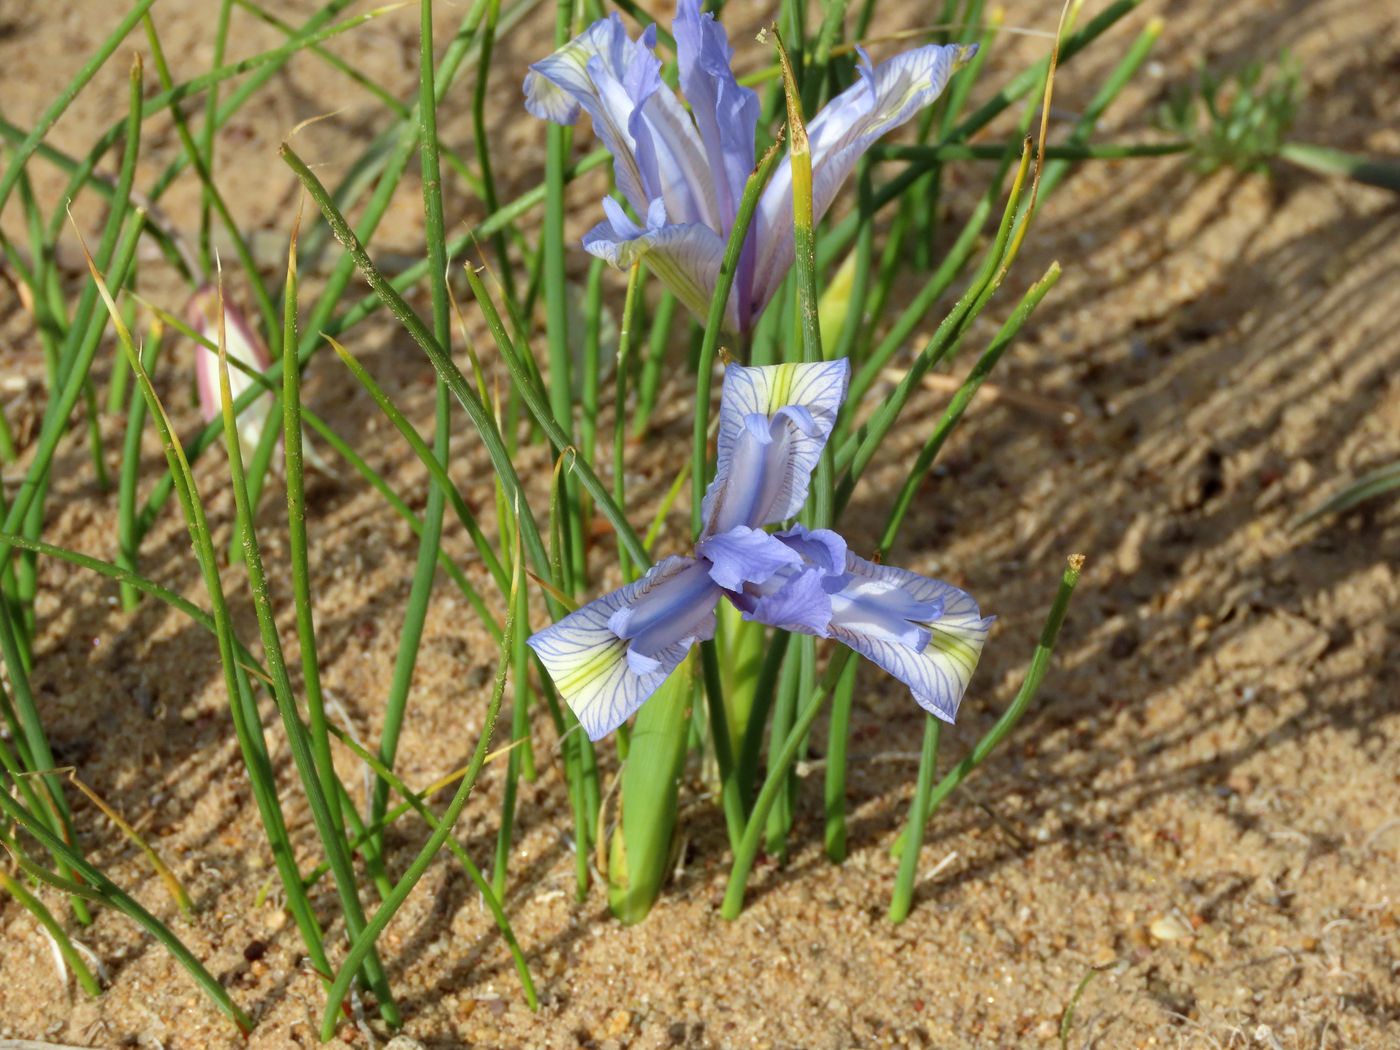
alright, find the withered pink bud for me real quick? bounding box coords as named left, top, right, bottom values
left=187, top=284, right=277, bottom=464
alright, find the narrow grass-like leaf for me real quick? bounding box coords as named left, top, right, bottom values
left=213, top=281, right=400, bottom=1024
left=72, top=217, right=333, bottom=989
left=0, top=793, right=252, bottom=1033
left=279, top=215, right=348, bottom=844
left=0, top=857, right=101, bottom=997
left=323, top=723, right=537, bottom=1008
left=320, top=519, right=523, bottom=1038
left=370, top=0, right=458, bottom=868
left=55, top=769, right=194, bottom=916
left=1293, top=461, right=1400, bottom=526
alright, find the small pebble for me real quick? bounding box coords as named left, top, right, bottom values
left=1150, top=915, right=1194, bottom=942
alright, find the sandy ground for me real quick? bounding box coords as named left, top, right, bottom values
left=1, top=0, right=1398, bottom=1047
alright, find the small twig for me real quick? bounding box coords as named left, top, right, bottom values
left=921, top=850, right=960, bottom=884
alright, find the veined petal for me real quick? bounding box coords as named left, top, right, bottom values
left=826, top=550, right=993, bottom=722
left=696, top=525, right=802, bottom=591
left=583, top=202, right=731, bottom=329
left=749, top=43, right=972, bottom=324
left=527, top=556, right=719, bottom=740
left=674, top=0, right=759, bottom=233
left=701, top=360, right=850, bottom=536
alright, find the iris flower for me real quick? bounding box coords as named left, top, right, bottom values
left=524, top=0, right=973, bottom=335
left=528, top=359, right=993, bottom=740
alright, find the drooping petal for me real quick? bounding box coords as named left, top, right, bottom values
left=701, top=360, right=850, bottom=536
left=696, top=525, right=802, bottom=591
left=748, top=43, right=972, bottom=325
left=527, top=556, right=720, bottom=740
left=524, top=14, right=719, bottom=230
left=583, top=199, right=731, bottom=327
left=673, top=0, right=759, bottom=233
left=825, top=551, right=993, bottom=722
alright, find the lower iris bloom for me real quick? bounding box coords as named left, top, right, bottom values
left=528, top=360, right=994, bottom=740
left=523, top=0, right=974, bottom=335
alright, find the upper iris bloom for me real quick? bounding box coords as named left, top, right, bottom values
left=524, top=1, right=974, bottom=335
left=527, top=359, right=994, bottom=740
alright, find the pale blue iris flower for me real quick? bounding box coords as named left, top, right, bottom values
left=527, top=360, right=994, bottom=740
left=524, top=0, right=973, bottom=334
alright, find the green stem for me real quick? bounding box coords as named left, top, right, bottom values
left=886, top=715, right=941, bottom=923
left=280, top=226, right=345, bottom=840
left=117, top=318, right=164, bottom=610
left=887, top=555, right=1084, bottom=922
left=1278, top=141, right=1400, bottom=193
left=723, top=650, right=853, bottom=920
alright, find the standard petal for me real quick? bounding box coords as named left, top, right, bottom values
left=696, top=525, right=802, bottom=591
left=701, top=360, right=850, bottom=536
left=624, top=38, right=721, bottom=229
left=826, top=551, right=993, bottom=722
left=673, top=0, right=759, bottom=231
left=749, top=43, right=971, bottom=324
left=583, top=204, right=731, bottom=328
left=525, top=14, right=718, bottom=230
left=527, top=556, right=719, bottom=740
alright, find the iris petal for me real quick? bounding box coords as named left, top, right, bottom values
left=696, top=525, right=803, bottom=591
left=583, top=204, right=731, bottom=328
left=773, top=524, right=847, bottom=576
left=736, top=566, right=834, bottom=637
left=701, top=360, right=850, bottom=536
left=826, top=551, right=993, bottom=722
left=524, top=14, right=717, bottom=227
left=524, top=15, right=653, bottom=215
left=674, top=0, right=758, bottom=230
left=526, top=556, right=719, bottom=740
left=749, top=43, right=971, bottom=323
left=621, top=28, right=720, bottom=228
